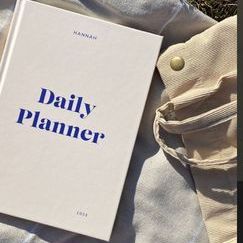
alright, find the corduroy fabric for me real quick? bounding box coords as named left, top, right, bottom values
left=155, top=16, right=237, bottom=243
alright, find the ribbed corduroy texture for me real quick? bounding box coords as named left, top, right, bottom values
left=156, top=16, right=237, bottom=243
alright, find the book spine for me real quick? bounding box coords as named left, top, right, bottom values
left=0, top=0, right=27, bottom=94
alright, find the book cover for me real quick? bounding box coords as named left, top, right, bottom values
left=0, top=0, right=162, bottom=241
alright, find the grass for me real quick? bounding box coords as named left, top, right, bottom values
left=188, top=0, right=237, bottom=21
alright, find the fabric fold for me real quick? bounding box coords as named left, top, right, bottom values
left=155, top=16, right=237, bottom=243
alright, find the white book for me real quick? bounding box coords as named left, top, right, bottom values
left=0, top=0, right=162, bottom=241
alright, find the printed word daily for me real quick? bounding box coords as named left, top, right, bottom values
left=39, top=88, right=96, bottom=119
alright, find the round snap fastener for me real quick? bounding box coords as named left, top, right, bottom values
left=170, top=57, right=185, bottom=71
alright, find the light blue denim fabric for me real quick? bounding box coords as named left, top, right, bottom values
left=0, top=1, right=216, bottom=242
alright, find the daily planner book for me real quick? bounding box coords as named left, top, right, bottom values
left=0, top=0, right=162, bottom=241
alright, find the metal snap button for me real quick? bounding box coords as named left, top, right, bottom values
left=170, top=57, right=185, bottom=71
